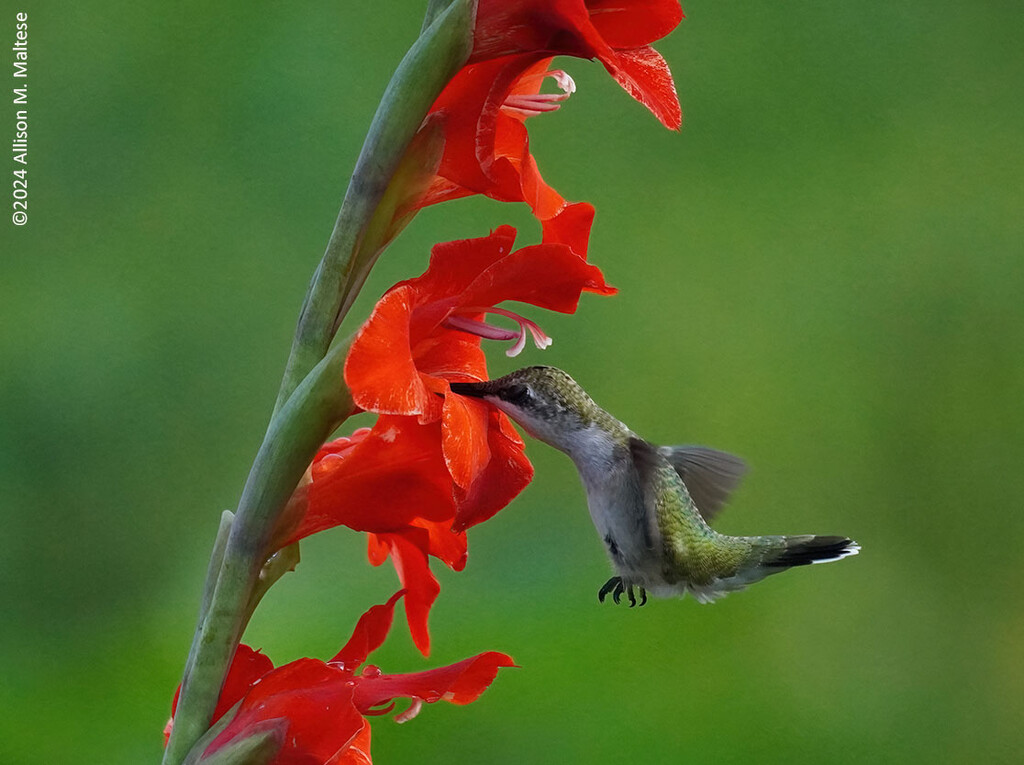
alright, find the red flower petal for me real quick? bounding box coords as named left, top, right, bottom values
left=411, top=226, right=520, bottom=315
left=349, top=226, right=612, bottom=418
left=541, top=201, right=595, bottom=258
left=334, top=720, right=372, bottom=765
left=353, top=652, right=517, bottom=713
left=345, top=286, right=436, bottom=418
left=367, top=532, right=389, bottom=567
left=375, top=531, right=441, bottom=657
left=455, top=240, right=616, bottom=312
left=471, top=0, right=603, bottom=62
left=218, top=646, right=275, bottom=715
left=410, top=326, right=488, bottom=384
left=287, top=417, right=457, bottom=546
left=441, top=391, right=493, bottom=490
left=607, top=45, right=681, bottom=130
left=169, top=598, right=514, bottom=764
left=405, top=228, right=614, bottom=325
left=331, top=590, right=405, bottom=670
left=454, top=411, right=533, bottom=531
left=369, top=520, right=467, bottom=574
left=468, top=1, right=683, bottom=129
left=410, top=517, right=468, bottom=572
left=511, top=151, right=567, bottom=222
left=430, top=59, right=519, bottom=194
left=586, top=0, right=684, bottom=49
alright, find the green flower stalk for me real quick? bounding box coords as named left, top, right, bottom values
left=164, top=340, right=354, bottom=765
left=273, top=0, right=477, bottom=415
left=161, top=3, right=477, bottom=763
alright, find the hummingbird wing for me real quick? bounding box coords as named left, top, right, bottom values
left=630, top=436, right=724, bottom=565
left=630, top=437, right=711, bottom=535
left=621, top=437, right=678, bottom=552
left=656, top=445, right=747, bottom=523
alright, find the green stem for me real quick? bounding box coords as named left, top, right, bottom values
left=422, top=0, right=457, bottom=32
left=243, top=542, right=301, bottom=627
left=165, top=4, right=478, bottom=762
left=163, top=340, right=354, bottom=765
left=177, top=511, right=234, bottom=699
left=272, top=0, right=477, bottom=416
left=181, top=704, right=282, bottom=765
left=200, top=512, right=234, bottom=621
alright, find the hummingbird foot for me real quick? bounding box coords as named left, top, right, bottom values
left=597, top=577, right=648, bottom=607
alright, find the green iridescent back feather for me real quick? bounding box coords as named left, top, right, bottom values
left=645, top=451, right=755, bottom=585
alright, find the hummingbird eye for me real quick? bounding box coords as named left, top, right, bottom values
left=502, top=384, right=533, bottom=406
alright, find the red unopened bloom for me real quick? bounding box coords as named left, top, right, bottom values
left=164, top=593, right=515, bottom=764
left=345, top=224, right=614, bottom=511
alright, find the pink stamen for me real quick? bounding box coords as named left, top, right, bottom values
left=502, top=70, right=577, bottom=118
left=503, top=93, right=569, bottom=116
left=443, top=306, right=553, bottom=358
left=443, top=315, right=519, bottom=342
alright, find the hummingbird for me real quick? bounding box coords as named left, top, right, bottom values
left=450, top=366, right=859, bottom=607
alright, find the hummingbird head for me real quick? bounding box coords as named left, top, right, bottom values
left=449, top=366, right=615, bottom=453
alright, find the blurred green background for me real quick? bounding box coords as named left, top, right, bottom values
left=2, top=0, right=1022, bottom=762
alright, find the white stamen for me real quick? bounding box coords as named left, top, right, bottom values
left=549, top=69, right=576, bottom=95
left=506, top=327, right=529, bottom=358
left=395, top=698, right=424, bottom=724
left=526, top=321, right=553, bottom=350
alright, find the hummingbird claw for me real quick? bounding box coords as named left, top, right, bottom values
left=612, top=580, right=624, bottom=605
left=626, top=585, right=649, bottom=607
left=598, top=576, right=621, bottom=603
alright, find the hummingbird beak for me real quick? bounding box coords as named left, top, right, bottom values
left=448, top=381, right=490, bottom=398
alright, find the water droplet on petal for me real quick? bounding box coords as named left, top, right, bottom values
left=361, top=664, right=382, bottom=678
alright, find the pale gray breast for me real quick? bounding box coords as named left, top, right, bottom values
left=572, top=434, right=663, bottom=577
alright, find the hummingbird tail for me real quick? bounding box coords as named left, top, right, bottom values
left=763, top=535, right=860, bottom=568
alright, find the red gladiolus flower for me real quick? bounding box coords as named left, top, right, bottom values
left=345, top=224, right=614, bottom=514
left=279, top=420, right=465, bottom=549
left=346, top=224, right=614, bottom=412
left=413, top=2, right=683, bottom=257
left=274, top=409, right=529, bottom=655
left=299, top=227, right=613, bottom=652
left=164, top=592, right=515, bottom=764
left=423, top=57, right=596, bottom=257
left=471, top=0, right=684, bottom=130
